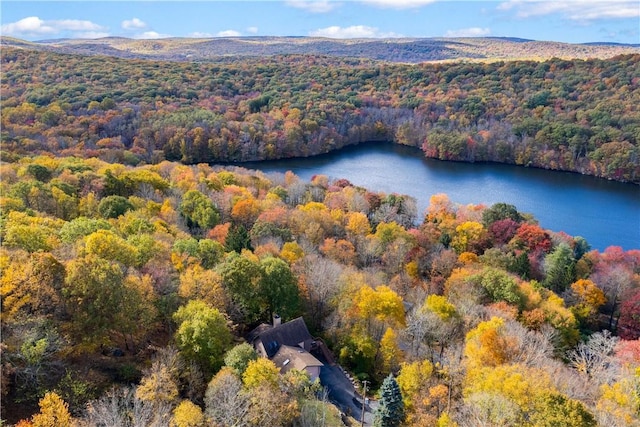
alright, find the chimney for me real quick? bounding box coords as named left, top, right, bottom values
left=273, top=314, right=281, bottom=327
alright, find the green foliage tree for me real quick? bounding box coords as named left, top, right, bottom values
left=543, top=243, right=576, bottom=293
left=471, top=267, right=524, bottom=307
left=97, top=195, right=134, bottom=219
left=482, top=203, right=522, bottom=227
left=59, top=217, right=112, bottom=244
left=173, top=300, right=232, bottom=374
left=224, top=343, right=258, bottom=376
left=258, top=255, right=300, bottom=320
left=179, top=190, right=220, bottom=232
left=528, top=392, right=596, bottom=427
left=216, top=252, right=261, bottom=323
left=374, top=374, right=405, bottom=427
left=225, top=224, right=252, bottom=253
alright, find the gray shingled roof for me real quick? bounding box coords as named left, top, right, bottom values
left=251, top=317, right=314, bottom=358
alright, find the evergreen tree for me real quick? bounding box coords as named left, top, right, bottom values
left=374, top=374, right=405, bottom=427
left=543, top=243, right=576, bottom=293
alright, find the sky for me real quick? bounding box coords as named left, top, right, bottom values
left=1, top=1, right=639, bottom=44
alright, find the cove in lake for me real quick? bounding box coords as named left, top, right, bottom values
left=235, top=142, right=640, bottom=252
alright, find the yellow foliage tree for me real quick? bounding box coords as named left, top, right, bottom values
left=135, top=365, right=179, bottom=404
left=423, top=294, right=458, bottom=321
left=464, top=364, right=554, bottom=413
left=242, top=358, right=280, bottom=389
left=597, top=370, right=640, bottom=427
left=171, top=400, right=205, bottom=427
left=31, top=392, right=73, bottom=427
left=451, top=221, right=485, bottom=254
left=84, top=229, right=138, bottom=267
left=397, top=360, right=435, bottom=411
left=280, top=241, right=304, bottom=264
left=379, top=327, right=403, bottom=374
left=465, top=317, right=515, bottom=369
left=353, top=285, right=406, bottom=327
left=178, top=265, right=227, bottom=311
left=345, top=211, right=371, bottom=236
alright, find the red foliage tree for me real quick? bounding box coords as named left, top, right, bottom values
left=617, top=288, right=640, bottom=340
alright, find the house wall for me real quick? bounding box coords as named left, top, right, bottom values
left=256, top=341, right=268, bottom=358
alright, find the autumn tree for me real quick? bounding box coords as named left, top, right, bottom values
left=171, top=400, right=205, bottom=427
left=177, top=265, right=227, bottom=312
left=63, top=255, right=127, bottom=347
left=528, top=393, right=596, bottom=427
left=30, top=392, right=73, bottom=427
left=0, top=252, right=65, bottom=320
left=204, top=367, right=250, bottom=426
left=618, top=289, right=640, bottom=339
left=569, top=279, right=606, bottom=329
left=242, top=358, right=280, bottom=389
left=396, top=360, right=435, bottom=421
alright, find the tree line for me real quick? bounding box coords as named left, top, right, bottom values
left=1, top=49, right=639, bottom=182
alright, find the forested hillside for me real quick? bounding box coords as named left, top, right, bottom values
left=2, top=36, right=638, bottom=63
left=1, top=157, right=639, bottom=425
left=2, top=48, right=639, bottom=182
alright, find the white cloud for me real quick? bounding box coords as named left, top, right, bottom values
left=134, top=31, right=172, bottom=39
left=361, top=0, right=438, bottom=9
left=1, top=17, right=56, bottom=35
left=189, top=32, right=213, bottom=38
left=1, top=16, right=106, bottom=37
left=309, top=25, right=403, bottom=38
left=246, top=26, right=259, bottom=34
left=444, top=27, right=491, bottom=37
left=498, top=1, right=639, bottom=21
left=286, top=0, right=339, bottom=13
left=217, top=30, right=242, bottom=37
left=121, top=18, right=147, bottom=30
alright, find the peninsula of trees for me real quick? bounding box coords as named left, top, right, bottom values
left=1, top=46, right=639, bottom=183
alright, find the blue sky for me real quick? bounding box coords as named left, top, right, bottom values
left=1, top=1, right=639, bottom=44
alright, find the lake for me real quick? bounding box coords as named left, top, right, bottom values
left=236, top=142, right=640, bottom=252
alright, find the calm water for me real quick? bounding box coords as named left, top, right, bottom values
left=236, top=143, right=640, bottom=251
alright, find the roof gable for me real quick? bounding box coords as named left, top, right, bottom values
left=272, top=345, right=323, bottom=374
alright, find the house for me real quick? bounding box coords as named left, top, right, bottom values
left=247, top=315, right=328, bottom=382
left=271, top=345, right=324, bottom=381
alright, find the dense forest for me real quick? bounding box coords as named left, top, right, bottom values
left=1, top=156, right=639, bottom=426
left=1, top=48, right=639, bottom=183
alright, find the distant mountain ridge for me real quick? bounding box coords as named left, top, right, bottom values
left=2, top=36, right=638, bottom=62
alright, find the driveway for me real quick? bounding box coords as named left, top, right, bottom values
left=319, top=364, right=377, bottom=426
